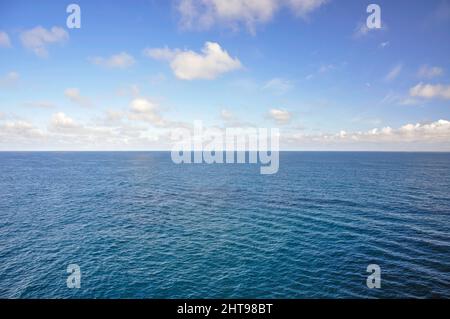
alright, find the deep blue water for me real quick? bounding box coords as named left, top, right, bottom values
left=0, top=152, right=449, bottom=298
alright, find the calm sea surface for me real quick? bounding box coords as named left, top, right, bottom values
left=0, top=152, right=449, bottom=298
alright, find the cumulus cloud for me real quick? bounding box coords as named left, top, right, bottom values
left=0, top=109, right=175, bottom=150
left=20, top=26, right=68, bottom=57
left=176, top=0, right=328, bottom=33
left=145, top=42, right=242, bottom=80
left=385, top=64, right=402, bottom=81
left=268, top=108, right=292, bottom=124
left=46, top=111, right=163, bottom=149
left=284, top=119, right=450, bottom=150
left=50, top=112, right=79, bottom=129
left=0, top=120, right=45, bottom=139
left=409, top=83, right=450, bottom=100
left=89, top=52, right=136, bottom=69
left=64, top=88, right=92, bottom=107
left=0, top=31, right=11, bottom=48
left=128, top=98, right=168, bottom=127
left=2, top=113, right=450, bottom=151
left=417, top=65, right=444, bottom=79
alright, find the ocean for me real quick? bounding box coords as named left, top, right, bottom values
left=0, top=152, right=449, bottom=298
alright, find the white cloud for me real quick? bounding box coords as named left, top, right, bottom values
left=0, top=71, right=19, bottom=88
left=104, top=109, right=126, bottom=123
left=0, top=31, right=11, bottom=48
left=0, top=120, right=45, bottom=140
left=288, top=0, right=328, bottom=17
left=2, top=113, right=450, bottom=151
left=262, top=78, right=292, bottom=94
left=177, top=0, right=328, bottom=33
left=20, top=26, right=68, bottom=57
left=128, top=98, right=167, bottom=127
left=89, top=52, right=136, bottom=69
left=51, top=112, right=79, bottom=129
left=64, top=88, right=91, bottom=107
left=47, top=111, right=162, bottom=148
left=268, top=108, right=292, bottom=124
left=385, top=64, right=402, bottom=81
left=126, top=97, right=190, bottom=132
left=284, top=119, right=450, bottom=150
left=146, top=42, right=242, bottom=80
left=409, top=83, right=450, bottom=100
left=380, top=41, right=389, bottom=48
left=0, top=110, right=177, bottom=150
left=417, top=65, right=444, bottom=79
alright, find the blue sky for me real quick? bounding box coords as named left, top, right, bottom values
left=0, top=0, right=449, bottom=150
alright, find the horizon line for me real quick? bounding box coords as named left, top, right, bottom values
left=1, top=150, right=450, bottom=153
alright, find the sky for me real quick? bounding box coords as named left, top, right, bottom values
left=0, top=0, right=449, bottom=151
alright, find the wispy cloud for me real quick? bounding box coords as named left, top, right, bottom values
left=417, top=65, right=444, bottom=79
left=262, top=78, right=293, bottom=95
left=64, top=88, right=92, bottom=107
left=353, top=21, right=387, bottom=38
left=0, top=31, right=11, bottom=48
left=434, top=0, right=450, bottom=22
left=23, top=101, right=56, bottom=108
left=353, top=23, right=370, bottom=38
left=89, top=52, right=136, bottom=69
left=116, top=84, right=140, bottom=97
left=0, top=71, right=19, bottom=88
left=409, top=83, right=450, bottom=100
left=176, top=0, right=328, bottom=34
left=305, top=63, right=336, bottom=80
left=384, top=64, right=402, bottom=81
left=381, top=92, right=422, bottom=106
left=143, top=47, right=180, bottom=60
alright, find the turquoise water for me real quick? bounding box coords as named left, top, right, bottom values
left=0, top=152, right=449, bottom=298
